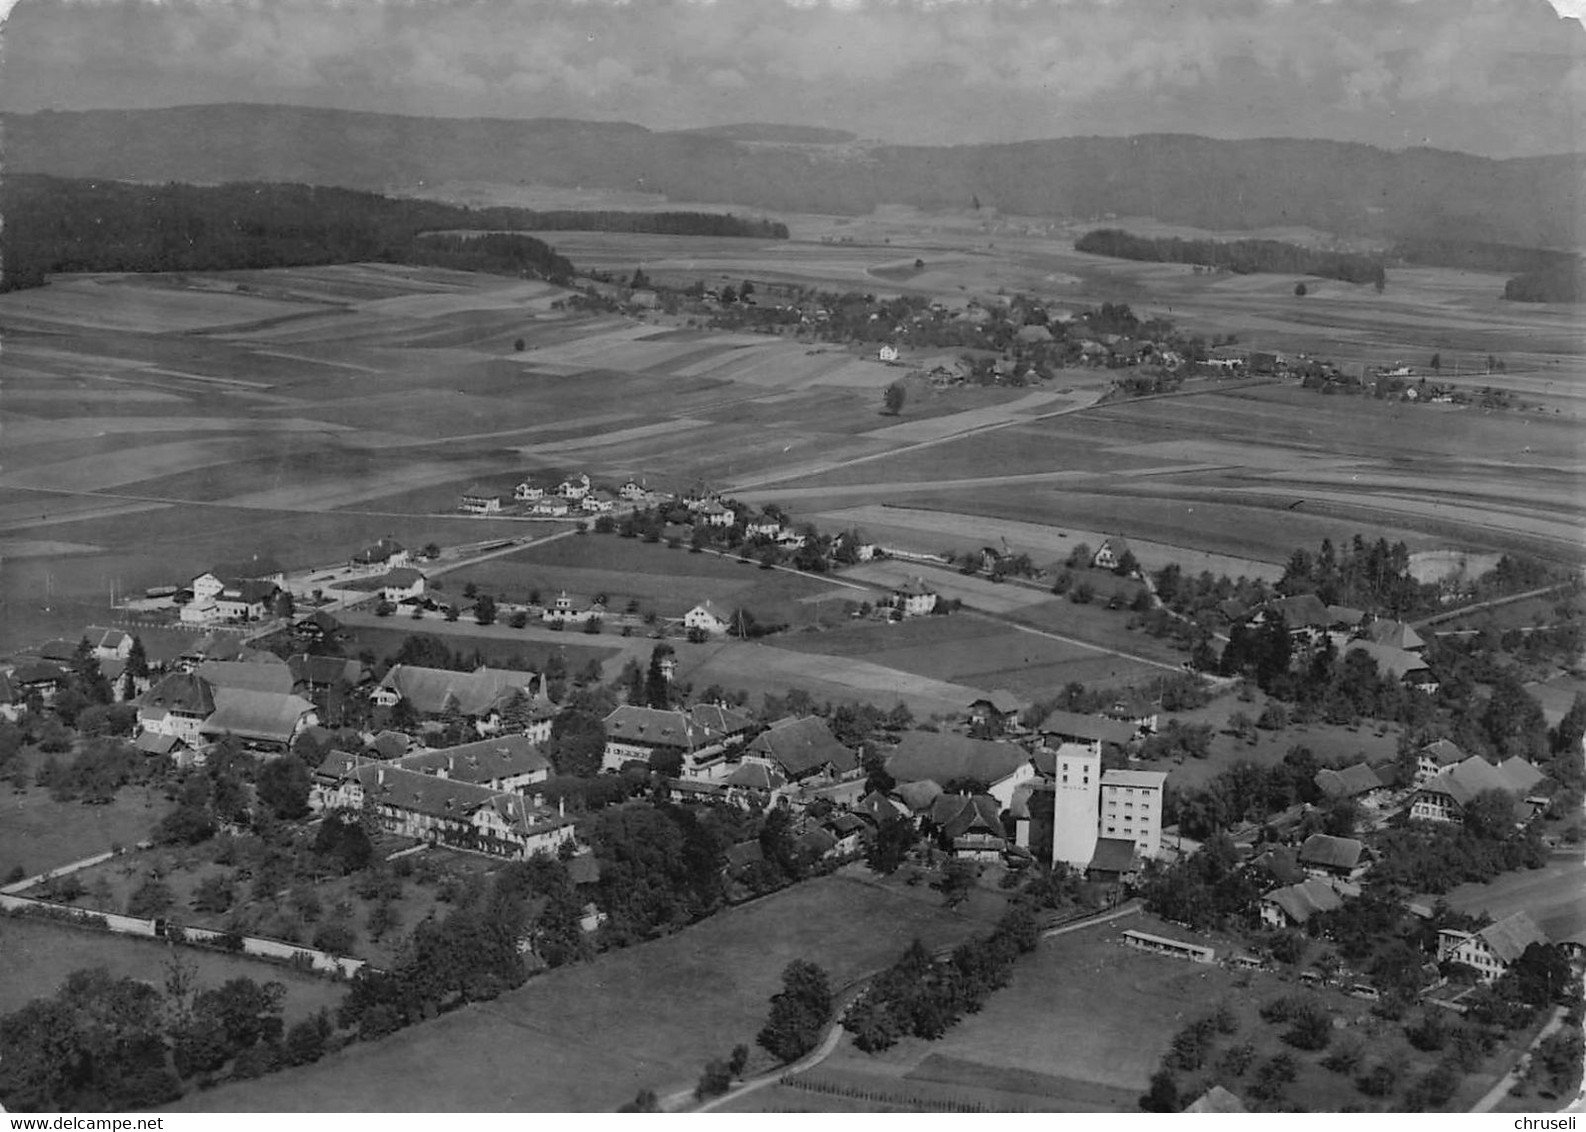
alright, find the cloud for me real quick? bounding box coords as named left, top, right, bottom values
left=1, top=0, right=1581, bottom=156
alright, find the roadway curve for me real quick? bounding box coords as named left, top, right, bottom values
left=685, top=900, right=1143, bottom=1113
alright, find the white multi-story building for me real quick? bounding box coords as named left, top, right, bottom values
left=1051, top=743, right=1100, bottom=868
left=1099, top=768, right=1167, bottom=859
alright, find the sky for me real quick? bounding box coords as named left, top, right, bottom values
left=0, top=0, right=1582, bottom=158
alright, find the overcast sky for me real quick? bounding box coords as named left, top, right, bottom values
left=1, top=0, right=1581, bottom=157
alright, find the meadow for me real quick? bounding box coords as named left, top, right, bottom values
left=758, top=912, right=1520, bottom=1114
left=0, top=915, right=346, bottom=1023
left=170, top=873, right=1007, bottom=1113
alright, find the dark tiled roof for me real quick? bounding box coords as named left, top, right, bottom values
left=140, top=671, right=215, bottom=716
left=1264, top=877, right=1344, bottom=924
left=289, top=654, right=370, bottom=687
left=1088, top=837, right=1138, bottom=875
left=352, top=538, right=406, bottom=564
left=200, top=689, right=315, bottom=744
left=895, top=779, right=944, bottom=812
left=1478, top=911, right=1548, bottom=963
left=603, top=705, right=717, bottom=751
left=746, top=716, right=856, bottom=777
left=394, top=734, right=549, bottom=784
left=1314, top=763, right=1382, bottom=799
left=1298, top=833, right=1364, bottom=871
left=887, top=731, right=1028, bottom=786
left=1035, top=709, right=1137, bottom=746
left=726, top=762, right=787, bottom=791
left=197, top=660, right=294, bottom=695
left=929, top=793, right=1003, bottom=840
left=690, top=702, right=754, bottom=736
left=379, top=665, right=532, bottom=716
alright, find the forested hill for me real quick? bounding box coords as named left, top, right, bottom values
left=0, top=175, right=785, bottom=292
left=4, top=104, right=1582, bottom=251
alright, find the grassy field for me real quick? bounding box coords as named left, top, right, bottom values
left=752, top=911, right=1518, bottom=1113
left=0, top=915, right=345, bottom=1023
left=769, top=608, right=1170, bottom=702
left=1431, top=851, right=1586, bottom=944
left=170, top=873, right=1007, bottom=1113
left=0, top=782, right=173, bottom=879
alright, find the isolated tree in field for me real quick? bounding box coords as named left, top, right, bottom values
left=883, top=381, right=907, bottom=416
left=1429, top=353, right=1441, bottom=371
left=1294, top=281, right=1307, bottom=296
left=474, top=594, right=497, bottom=626
left=513, top=338, right=526, bottom=352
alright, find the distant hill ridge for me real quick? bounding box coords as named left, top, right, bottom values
left=5, top=104, right=1582, bottom=250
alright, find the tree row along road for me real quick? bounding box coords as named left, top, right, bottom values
left=685, top=902, right=1143, bottom=1114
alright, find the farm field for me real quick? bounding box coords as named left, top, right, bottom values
left=1431, top=852, right=1586, bottom=945
left=0, top=781, right=174, bottom=879
left=759, top=912, right=1516, bottom=1113
left=5, top=209, right=1583, bottom=662
left=170, top=873, right=1008, bottom=1113
left=0, top=916, right=346, bottom=1022
left=770, top=607, right=1172, bottom=702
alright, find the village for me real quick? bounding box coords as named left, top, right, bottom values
left=2, top=453, right=1582, bottom=1113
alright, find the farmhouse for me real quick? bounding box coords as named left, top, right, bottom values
left=9, top=661, right=67, bottom=705
left=210, top=555, right=287, bottom=586
left=459, top=485, right=504, bottom=515
left=1416, top=738, right=1467, bottom=783
left=532, top=497, right=572, bottom=517
left=1091, top=537, right=1133, bottom=571
left=1035, top=709, right=1138, bottom=753
left=1410, top=755, right=1546, bottom=825
left=581, top=490, right=616, bottom=513
left=82, top=627, right=133, bottom=662
left=1345, top=642, right=1438, bottom=691
left=558, top=474, right=591, bottom=500
left=514, top=478, right=544, bottom=502
left=967, top=690, right=1027, bottom=731
left=928, top=793, right=1007, bottom=861
left=1313, top=762, right=1383, bottom=801
left=695, top=501, right=735, bottom=528
left=542, top=591, right=605, bottom=625
left=1361, top=618, right=1426, bottom=652
left=1099, top=768, right=1167, bottom=858
left=741, top=716, right=857, bottom=784
left=374, top=664, right=537, bottom=729
left=341, top=567, right=427, bottom=604
left=619, top=480, right=647, bottom=501
left=886, top=731, right=1035, bottom=809
left=196, top=659, right=294, bottom=696
left=200, top=688, right=318, bottom=752
left=1296, top=833, right=1366, bottom=880
left=1259, top=876, right=1345, bottom=929
left=878, top=344, right=900, bottom=362
left=351, top=538, right=410, bottom=571
left=600, top=705, right=736, bottom=773
left=684, top=601, right=732, bottom=636
left=137, top=671, right=216, bottom=742
left=888, top=577, right=938, bottom=617
left=1437, top=911, right=1549, bottom=982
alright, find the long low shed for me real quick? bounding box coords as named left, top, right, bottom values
left=1123, top=928, right=1215, bottom=964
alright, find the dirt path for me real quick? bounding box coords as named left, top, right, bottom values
left=1469, top=1005, right=1569, bottom=1113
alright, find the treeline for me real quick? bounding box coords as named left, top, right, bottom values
left=1504, top=260, right=1586, bottom=304
left=475, top=209, right=787, bottom=239
left=841, top=909, right=1038, bottom=1052
left=0, top=175, right=574, bottom=291
left=1076, top=228, right=1386, bottom=286
left=0, top=176, right=783, bottom=293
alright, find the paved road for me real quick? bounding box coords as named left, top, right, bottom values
left=685, top=901, right=1143, bottom=1113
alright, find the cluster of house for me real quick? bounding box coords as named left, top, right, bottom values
left=460, top=474, right=667, bottom=517
left=134, top=650, right=322, bottom=762
left=588, top=692, right=1176, bottom=882
left=178, top=556, right=290, bottom=625
left=1241, top=594, right=1440, bottom=691
left=0, top=627, right=143, bottom=719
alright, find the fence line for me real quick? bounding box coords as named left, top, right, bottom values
left=0, top=891, right=367, bottom=979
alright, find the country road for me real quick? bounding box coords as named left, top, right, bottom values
left=686, top=901, right=1143, bottom=1113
